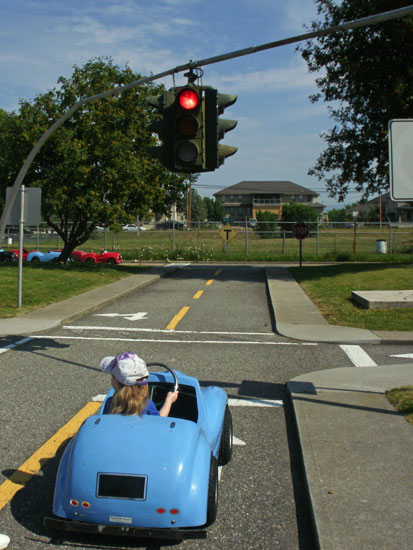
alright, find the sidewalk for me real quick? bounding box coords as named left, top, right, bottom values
left=288, top=366, right=413, bottom=550
left=265, top=266, right=413, bottom=344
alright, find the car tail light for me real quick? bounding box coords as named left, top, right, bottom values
left=81, top=501, right=91, bottom=509
left=170, top=508, right=179, bottom=515
left=156, top=508, right=166, bottom=514
left=70, top=499, right=79, bottom=506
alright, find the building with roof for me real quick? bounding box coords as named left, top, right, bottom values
left=349, top=191, right=413, bottom=222
left=213, top=181, right=324, bottom=221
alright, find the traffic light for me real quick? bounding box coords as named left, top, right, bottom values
left=174, top=86, right=204, bottom=171
left=204, top=88, right=238, bottom=171
left=145, top=90, right=176, bottom=170
left=146, top=84, right=238, bottom=173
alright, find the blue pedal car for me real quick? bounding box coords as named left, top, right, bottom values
left=45, top=363, right=233, bottom=541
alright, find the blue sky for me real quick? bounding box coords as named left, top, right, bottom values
left=0, top=0, right=364, bottom=210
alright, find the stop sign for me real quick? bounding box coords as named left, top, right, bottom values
left=292, top=222, right=309, bottom=239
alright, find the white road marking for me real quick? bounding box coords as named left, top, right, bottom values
left=29, top=334, right=316, bottom=346
left=0, top=337, right=33, bottom=355
left=340, top=345, right=377, bottom=367
left=228, top=397, right=283, bottom=408
left=64, top=325, right=281, bottom=337
left=390, top=353, right=413, bottom=359
left=233, top=436, right=246, bottom=446
left=163, top=263, right=191, bottom=268
left=94, top=313, right=148, bottom=321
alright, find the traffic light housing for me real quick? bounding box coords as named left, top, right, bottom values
left=204, top=87, right=238, bottom=171
left=146, top=85, right=238, bottom=173
left=174, top=86, right=204, bottom=171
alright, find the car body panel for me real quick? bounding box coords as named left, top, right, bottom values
left=48, top=369, right=229, bottom=538
left=70, top=250, right=122, bottom=264
left=26, top=250, right=62, bottom=262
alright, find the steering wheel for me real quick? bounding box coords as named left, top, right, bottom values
left=146, top=362, right=179, bottom=392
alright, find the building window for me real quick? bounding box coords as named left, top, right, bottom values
left=229, top=195, right=235, bottom=201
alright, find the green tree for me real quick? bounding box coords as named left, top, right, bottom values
left=190, top=189, right=207, bottom=222
left=203, top=196, right=224, bottom=221
left=300, top=1, right=413, bottom=201
left=327, top=207, right=351, bottom=222
left=280, top=202, right=319, bottom=233
left=254, top=210, right=278, bottom=238
left=0, top=58, right=192, bottom=260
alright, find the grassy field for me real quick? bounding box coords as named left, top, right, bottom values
left=9, top=224, right=413, bottom=262
left=289, top=263, right=413, bottom=331
left=0, top=263, right=148, bottom=318
left=387, top=386, right=413, bottom=426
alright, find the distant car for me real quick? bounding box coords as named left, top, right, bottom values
left=0, top=249, right=17, bottom=263
left=26, top=250, right=62, bottom=263
left=122, top=224, right=145, bottom=232
left=45, top=363, right=233, bottom=541
left=70, top=250, right=123, bottom=264
left=156, top=221, right=184, bottom=230
left=10, top=248, right=30, bottom=261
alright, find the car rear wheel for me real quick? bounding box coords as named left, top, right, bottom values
left=31, top=256, right=40, bottom=263
left=85, top=257, right=95, bottom=263
left=205, top=456, right=218, bottom=527
left=218, top=406, right=233, bottom=465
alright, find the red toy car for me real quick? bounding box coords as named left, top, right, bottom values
left=10, top=248, right=31, bottom=260
left=70, top=250, right=123, bottom=264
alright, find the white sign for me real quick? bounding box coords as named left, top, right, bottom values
left=388, top=119, right=413, bottom=201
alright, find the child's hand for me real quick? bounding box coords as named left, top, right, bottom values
left=167, top=391, right=179, bottom=403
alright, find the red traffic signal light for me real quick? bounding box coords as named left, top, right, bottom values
left=175, top=87, right=202, bottom=169
left=178, top=88, right=199, bottom=110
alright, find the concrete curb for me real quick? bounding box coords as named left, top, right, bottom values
left=287, top=366, right=413, bottom=550
left=265, top=267, right=413, bottom=344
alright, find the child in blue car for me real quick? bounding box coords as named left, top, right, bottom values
left=100, top=352, right=178, bottom=416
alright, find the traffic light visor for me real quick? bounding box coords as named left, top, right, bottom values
left=176, top=141, right=199, bottom=163
left=178, top=88, right=199, bottom=110
left=176, top=114, right=198, bottom=137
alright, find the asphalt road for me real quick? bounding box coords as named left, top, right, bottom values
left=1, top=264, right=412, bottom=550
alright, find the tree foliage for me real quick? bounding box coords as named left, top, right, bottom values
left=280, top=202, right=319, bottom=232
left=0, top=58, right=194, bottom=260
left=254, top=210, right=279, bottom=238
left=300, top=1, right=413, bottom=201
left=203, top=196, right=224, bottom=221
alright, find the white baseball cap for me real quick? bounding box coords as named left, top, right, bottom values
left=100, top=352, right=149, bottom=386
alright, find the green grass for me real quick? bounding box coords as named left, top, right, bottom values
left=0, top=263, right=149, bottom=318
left=289, top=263, right=413, bottom=331
left=12, top=224, right=413, bottom=262
left=387, top=386, right=413, bottom=426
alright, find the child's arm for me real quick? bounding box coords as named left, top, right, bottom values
left=159, top=391, right=179, bottom=417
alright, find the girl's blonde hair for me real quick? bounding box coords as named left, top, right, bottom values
left=110, top=383, right=149, bottom=415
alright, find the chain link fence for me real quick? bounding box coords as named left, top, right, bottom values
left=2, top=221, right=413, bottom=261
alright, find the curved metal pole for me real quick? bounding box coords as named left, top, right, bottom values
left=1, top=5, right=412, bottom=245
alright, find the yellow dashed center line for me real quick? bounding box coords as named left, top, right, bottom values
left=213, top=269, right=221, bottom=277
left=193, top=290, right=204, bottom=299
left=0, top=401, right=101, bottom=511
left=206, top=279, right=214, bottom=286
left=166, top=306, right=190, bottom=330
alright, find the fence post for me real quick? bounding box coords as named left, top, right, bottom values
left=197, top=221, right=200, bottom=261
left=388, top=221, right=392, bottom=255
left=282, top=230, right=286, bottom=253
left=317, top=222, right=320, bottom=255
left=352, top=222, right=357, bottom=254
left=245, top=217, right=248, bottom=257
